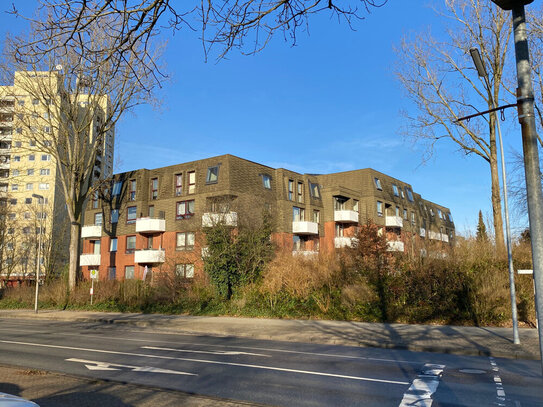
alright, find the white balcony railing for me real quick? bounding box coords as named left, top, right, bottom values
left=202, top=212, right=238, bottom=227
left=385, top=216, right=403, bottom=228
left=292, top=250, right=319, bottom=258
left=134, top=248, right=165, bottom=264
left=334, top=236, right=356, bottom=248
left=442, top=234, right=450, bottom=243
left=334, top=210, right=359, bottom=223
left=80, top=254, right=101, bottom=266
left=136, top=217, right=166, bottom=233
left=428, top=230, right=441, bottom=241
left=387, top=241, right=405, bottom=252
left=81, top=225, right=102, bottom=239
left=292, top=221, right=319, bottom=235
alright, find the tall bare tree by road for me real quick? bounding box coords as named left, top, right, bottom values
left=395, top=0, right=511, bottom=253
left=1, top=11, right=163, bottom=291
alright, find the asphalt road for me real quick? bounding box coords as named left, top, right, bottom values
left=0, top=318, right=541, bottom=407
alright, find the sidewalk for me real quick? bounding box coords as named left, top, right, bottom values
left=0, top=309, right=540, bottom=360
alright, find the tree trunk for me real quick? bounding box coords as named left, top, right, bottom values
left=489, top=114, right=505, bottom=254
left=68, top=221, right=81, bottom=291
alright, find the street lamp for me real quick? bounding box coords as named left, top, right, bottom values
left=469, top=47, right=520, bottom=345
left=490, top=0, right=543, bottom=374
left=32, top=193, right=44, bottom=314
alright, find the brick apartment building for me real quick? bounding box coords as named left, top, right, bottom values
left=80, top=154, right=454, bottom=281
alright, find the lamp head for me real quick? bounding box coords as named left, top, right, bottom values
left=490, top=0, right=534, bottom=10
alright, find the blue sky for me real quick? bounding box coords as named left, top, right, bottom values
left=0, top=1, right=529, bottom=236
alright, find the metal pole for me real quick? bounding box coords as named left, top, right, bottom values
left=511, top=5, right=543, bottom=373
left=495, top=113, right=520, bottom=344
left=33, top=197, right=43, bottom=314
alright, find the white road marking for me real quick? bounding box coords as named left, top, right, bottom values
left=0, top=326, right=421, bottom=365
left=489, top=357, right=507, bottom=407
left=66, top=358, right=196, bottom=375
left=398, top=363, right=445, bottom=407
left=141, top=346, right=269, bottom=357
left=0, top=339, right=409, bottom=385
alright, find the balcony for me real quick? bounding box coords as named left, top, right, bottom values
left=442, top=234, right=450, bottom=243
left=385, top=216, right=403, bottom=228
left=387, top=241, right=405, bottom=252
left=428, top=230, right=441, bottom=241
left=334, top=210, right=359, bottom=223
left=202, top=212, right=238, bottom=227
left=292, top=221, right=319, bottom=235
left=80, top=254, right=101, bottom=266
left=81, top=225, right=102, bottom=239
left=136, top=217, right=166, bottom=233
left=334, top=236, right=356, bottom=248
left=293, top=250, right=319, bottom=258
left=134, top=248, right=165, bottom=264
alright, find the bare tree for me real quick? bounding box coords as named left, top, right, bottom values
left=395, top=0, right=512, bottom=253
left=9, top=0, right=387, bottom=63
left=1, top=11, right=162, bottom=290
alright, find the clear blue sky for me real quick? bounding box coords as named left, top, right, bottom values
left=0, top=1, right=529, bottom=236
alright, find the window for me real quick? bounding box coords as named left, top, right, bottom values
left=147, top=235, right=154, bottom=249
left=403, top=208, right=408, bottom=219
left=110, top=238, right=117, bottom=252
left=23, top=226, right=31, bottom=234
left=26, top=183, right=33, bottom=190
left=288, top=180, right=294, bottom=200
left=175, top=264, right=194, bottom=278
left=151, top=178, right=158, bottom=200
left=30, top=139, right=37, bottom=146
left=406, top=187, right=414, bottom=202
left=334, top=197, right=347, bottom=211
left=9, top=198, right=16, bottom=205
left=293, top=235, right=303, bottom=251
left=24, top=212, right=31, bottom=219
left=374, top=177, right=382, bottom=190
left=148, top=205, right=155, bottom=217
left=38, top=183, right=49, bottom=190
left=44, top=126, right=50, bottom=134
left=447, top=213, right=453, bottom=222
left=13, top=156, right=20, bottom=162
left=188, top=171, right=196, bottom=194
left=335, top=223, right=345, bottom=237
left=92, top=240, right=101, bottom=255
left=18, top=100, right=24, bottom=106
left=129, top=180, right=136, bottom=201
left=39, top=169, right=50, bottom=175
left=127, top=206, right=137, bottom=223
left=92, top=191, right=99, bottom=209
left=297, top=182, right=304, bottom=203
left=14, top=141, right=21, bottom=148
left=94, top=212, right=103, bottom=226
left=25, top=198, right=32, bottom=204
left=430, top=208, right=435, bottom=217
left=11, top=184, right=18, bottom=191
left=313, top=210, right=320, bottom=224
left=176, top=232, right=195, bottom=250
left=206, top=166, right=219, bottom=184
left=293, top=206, right=305, bottom=222
left=400, top=189, right=405, bottom=199
left=353, top=200, right=359, bottom=212
left=8, top=213, right=16, bottom=220
left=28, top=154, right=35, bottom=161
left=125, top=265, right=135, bottom=279
left=261, top=174, right=272, bottom=189
left=108, top=267, right=116, bottom=280
left=309, top=182, right=321, bottom=199
left=175, top=173, right=182, bottom=196
left=37, top=212, right=46, bottom=220
left=392, top=184, right=399, bottom=197
left=437, top=209, right=443, bottom=219
left=411, top=212, right=416, bottom=226
left=27, top=169, right=34, bottom=176
left=32, top=98, right=39, bottom=105
left=377, top=201, right=383, bottom=217
left=126, top=236, right=136, bottom=253
left=111, top=209, right=119, bottom=223
left=395, top=206, right=400, bottom=216
left=176, top=200, right=195, bottom=219
left=12, top=169, right=19, bottom=176
left=112, top=181, right=122, bottom=196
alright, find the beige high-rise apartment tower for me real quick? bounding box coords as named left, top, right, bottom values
left=0, top=71, right=114, bottom=285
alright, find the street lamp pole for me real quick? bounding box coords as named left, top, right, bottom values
left=469, top=47, right=520, bottom=345
left=491, top=0, right=543, bottom=373
left=32, top=193, right=44, bottom=314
